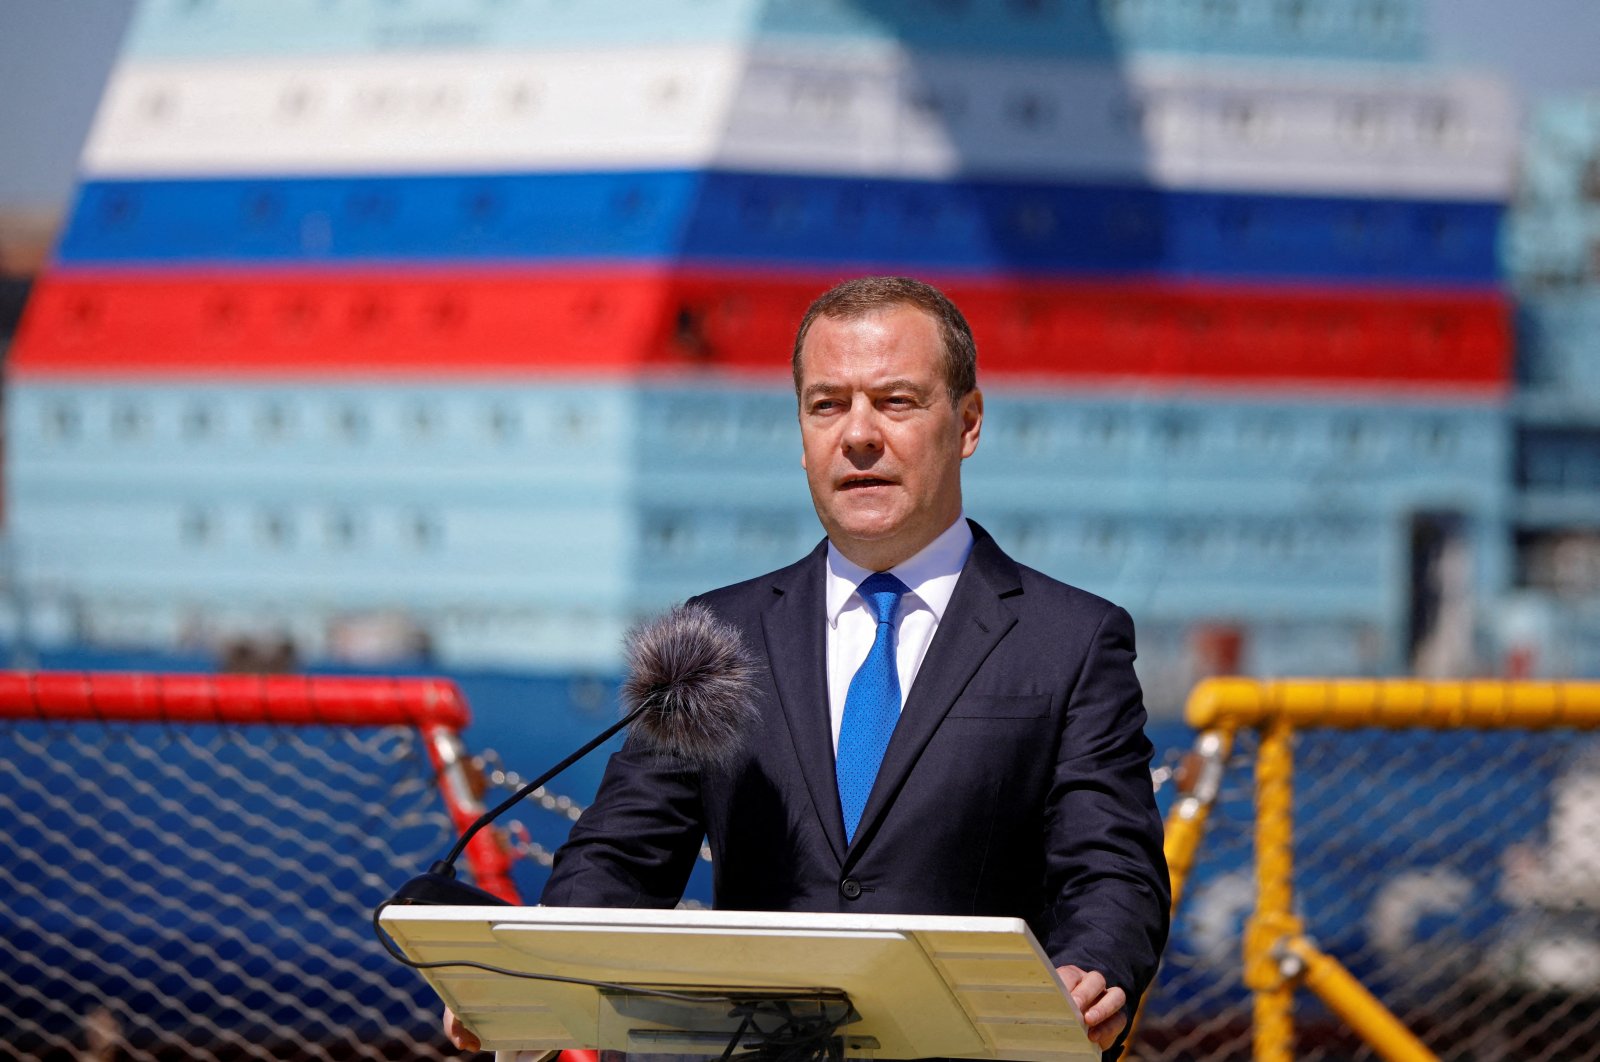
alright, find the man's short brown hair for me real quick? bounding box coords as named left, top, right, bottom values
left=791, top=276, right=978, bottom=404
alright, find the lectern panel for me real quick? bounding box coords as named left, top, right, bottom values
left=379, top=906, right=1096, bottom=1059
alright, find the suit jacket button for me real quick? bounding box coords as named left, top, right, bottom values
left=840, top=877, right=862, bottom=900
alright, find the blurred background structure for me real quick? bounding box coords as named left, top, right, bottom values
left=2, top=0, right=1599, bottom=702
left=3, top=1, right=1600, bottom=1060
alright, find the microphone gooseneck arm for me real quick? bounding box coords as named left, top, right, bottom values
left=383, top=702, right=648, bottom=907
left=439, top=702, right=646, bottom=869
left=383, top=601, right=754, bottom=909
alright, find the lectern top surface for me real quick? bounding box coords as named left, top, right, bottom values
left=380, top=905, right=1097, bottom=1060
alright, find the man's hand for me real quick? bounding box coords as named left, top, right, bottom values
left=443, top=1007, right=480, bottom=1053
left=1056, top=965, right=1128, bottom=1052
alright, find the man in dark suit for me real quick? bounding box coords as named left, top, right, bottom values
left=448, top=277, right=1168, bottom=1058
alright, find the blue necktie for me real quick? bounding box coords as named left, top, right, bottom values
left=836, top=571, right=909, bottom=844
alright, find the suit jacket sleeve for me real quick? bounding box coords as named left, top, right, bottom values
left=1036, top=603, right=1171, bottom=1008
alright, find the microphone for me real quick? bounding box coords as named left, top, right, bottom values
left=383, top=602, right=758, bottom=906
left=621, top=595, right=761, bottom=769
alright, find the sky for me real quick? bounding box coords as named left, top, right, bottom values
left=1, top=0, right=1598, bottom=214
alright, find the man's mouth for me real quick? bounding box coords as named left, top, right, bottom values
left=838, top=476, right=895, bottom=490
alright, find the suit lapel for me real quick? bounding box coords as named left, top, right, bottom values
left=844, top=523, right=1022, bottom=869
left=761, top=540, right=850, bottom=867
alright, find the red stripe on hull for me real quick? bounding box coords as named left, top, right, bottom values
left=10, top=267, right=679, bottom=377
left=10, top=267, right=1510, bottom=390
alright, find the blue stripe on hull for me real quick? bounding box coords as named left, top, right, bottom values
left=60, top=171, right=1503, bottom=285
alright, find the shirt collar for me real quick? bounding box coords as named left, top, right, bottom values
left=825, top=516, right=974, bottom=627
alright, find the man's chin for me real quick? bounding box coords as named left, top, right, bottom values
left=824, top=517, right=922, bottom=569
left=827, top=509, right=905, bottom=544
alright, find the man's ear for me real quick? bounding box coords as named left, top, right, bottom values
left=959, top=389, right=983, bottom=459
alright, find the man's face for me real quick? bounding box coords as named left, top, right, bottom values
left=797, top=305, right=983, bottom=571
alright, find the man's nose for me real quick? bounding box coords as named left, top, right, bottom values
left=841, top=398, right=883, bottom=453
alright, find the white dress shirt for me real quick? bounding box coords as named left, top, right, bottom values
left=824, top=516, right=975, bottom=753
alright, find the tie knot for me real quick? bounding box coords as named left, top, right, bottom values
left=857, top=572, right=909, bottom=626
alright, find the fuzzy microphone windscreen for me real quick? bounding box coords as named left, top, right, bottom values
left=621, top=602, right=760, bottom=768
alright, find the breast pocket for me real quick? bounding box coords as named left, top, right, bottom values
left=946, top=693, right=1052, bottom=719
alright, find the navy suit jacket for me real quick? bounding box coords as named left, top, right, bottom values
left=542, top=521, right=1170, bottom=1025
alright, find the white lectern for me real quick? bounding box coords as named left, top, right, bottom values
left=379, top=905, right=1097, bottom=1060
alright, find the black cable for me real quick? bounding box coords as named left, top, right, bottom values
left=718, top=1009, right=756, bottom=1062
left=719, top=997, right=859, bottom=1062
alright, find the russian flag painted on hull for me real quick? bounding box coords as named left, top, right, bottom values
left=8, top=0, right=1516, bottom=682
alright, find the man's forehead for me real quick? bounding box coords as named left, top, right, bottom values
left=807, top=302, right=939, bottom=341
left=799, top=307, right=942, bottom=375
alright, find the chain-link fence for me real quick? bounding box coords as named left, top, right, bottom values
left=13, top=671, right=1598, bottom=1062
left=1134, top=685, right=1600, bottom=1062
left=0, top=673, right=510, bottom=1062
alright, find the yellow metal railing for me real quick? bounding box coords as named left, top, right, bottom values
left=1162, top=728, right=1232, bottom=914
left=1186, top=678, right=1600, bottom=731
left=1133, top=679, right=1600, bottom=1062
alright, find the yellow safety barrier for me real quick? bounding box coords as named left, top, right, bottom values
left=1187, top=678, right=1600, bottom=730
left=1163, top=728, right=1234, bottom=912
left=1125, top=679, right=1600, bottom=1062
left=1281, top=938, right=1434, bottom=1062
left=1245, top=717, right=1300, bottom=1062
